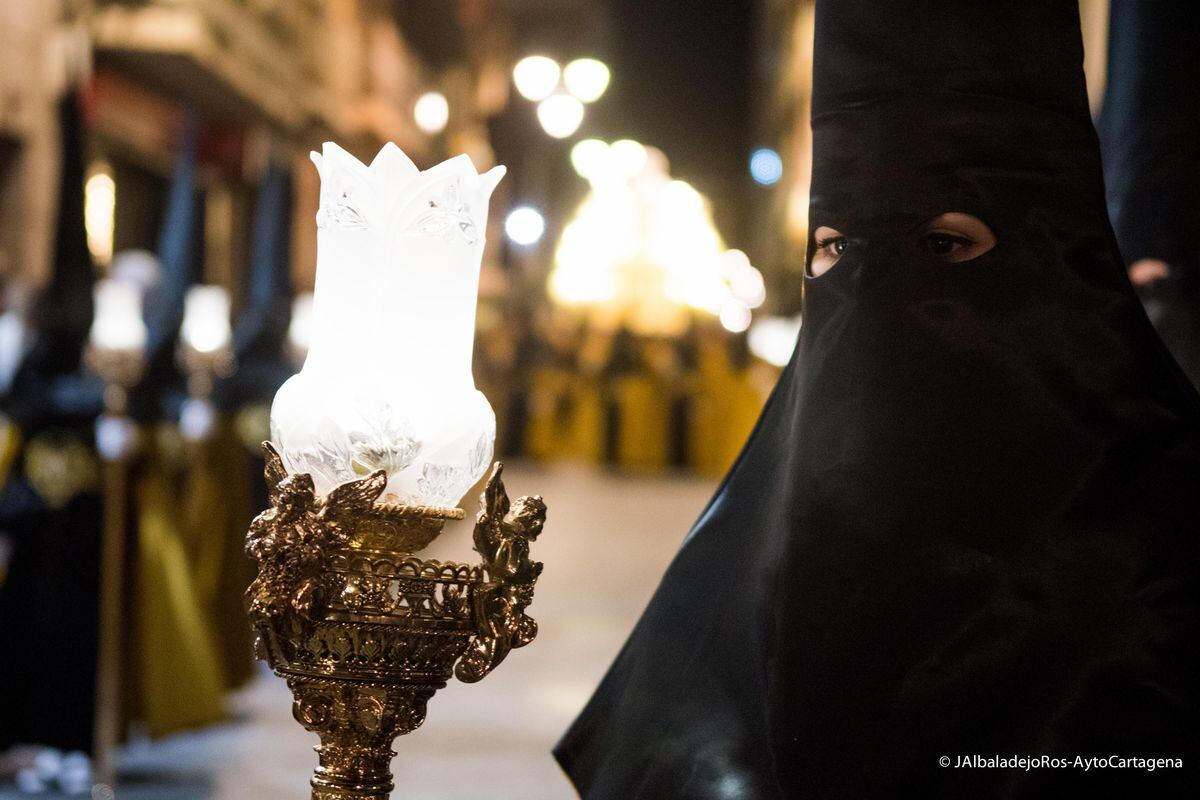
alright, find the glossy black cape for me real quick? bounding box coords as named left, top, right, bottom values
left=555, top=1, right=1200, bottom=796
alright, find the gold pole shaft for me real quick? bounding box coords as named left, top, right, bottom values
left=92, top=453, right=129, bottom=788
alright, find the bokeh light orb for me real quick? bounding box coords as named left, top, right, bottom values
left=563, top=58, right=611, bottom=103
left=537, top=94, right=585, bottom=138
left=571, top=139, right=610, bottom=179
left=749, top=147, right=784, bottom=186
left=513, top=55, right=562, bottom=102
left=748, top=315, right=802, bottom=367
left=413, top=92, right=449, bottom=134
left=608, top=139, right=648, bottom=180
left=505, top=206, right=546, bottom=246
left=719, top=299, right=753, bottom=333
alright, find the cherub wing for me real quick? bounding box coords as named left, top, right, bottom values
left=480, top=462, right=509, bottom=523
left=473, top=462, right=508, bottom=561
left=262, top=441, right=288, bottom=505
left=325, top=469, right=388, bottom=517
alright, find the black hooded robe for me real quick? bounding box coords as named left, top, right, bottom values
left=555, top=2, right=1200, bottom=797
left=0, top=91, right=105, bottom=754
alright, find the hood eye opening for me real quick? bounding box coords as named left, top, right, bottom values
left=809, top=225, right=847, bottom=277
left=917, top=212, right=996, bottom=263
left=806, top=213, right=996, bottom=277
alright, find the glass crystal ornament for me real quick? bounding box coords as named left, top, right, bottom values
left=270, top=142, right=505, bottom=506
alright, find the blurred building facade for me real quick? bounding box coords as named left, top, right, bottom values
left=1, top=0, right=510, bottom=297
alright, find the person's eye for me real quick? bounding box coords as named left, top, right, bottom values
left=810, top=226, right=847, bottom=277
left=923, top=232, right=972, bottom=257
left=819, top=236, right=848, bottom=256
left=916, top=212, right=996, bottom=263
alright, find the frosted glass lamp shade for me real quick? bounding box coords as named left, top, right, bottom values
left=180, top=285, right=232, bottom=354
left=271, top=142, right=506, bottom=506
left=287, top=291, right=314, bottom=366
left=90, top=278, right=147, bottom=354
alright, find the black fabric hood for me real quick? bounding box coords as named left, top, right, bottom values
left=2, top=91, right=103, bottom=431
left=130, top=117, right=203, bottom=423
left=556, top=1, right=1200, bottom=797
left=215, top=158, right=295, bottom=411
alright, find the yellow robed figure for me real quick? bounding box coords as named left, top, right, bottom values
left=132, top=426, right=227, bottom=736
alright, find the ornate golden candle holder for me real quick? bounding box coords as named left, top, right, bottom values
left=246, top=443, right=546, bottom=800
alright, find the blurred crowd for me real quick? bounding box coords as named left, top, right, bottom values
left=480, top=312, right=776, bottom=475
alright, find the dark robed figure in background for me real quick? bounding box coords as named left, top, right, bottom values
left=0, top=92, right=105, bottom=754
left=1097, top=0, right=1200, bottom=388
left=556, top=1, right=1200, bottom=797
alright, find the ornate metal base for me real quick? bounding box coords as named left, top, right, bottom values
left=247, top=444, right=545, bottom=800
left=290, top=677, right=439, bottom=799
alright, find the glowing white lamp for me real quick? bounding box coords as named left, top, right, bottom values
left=537, top=94, right=584, bottom=139
left=513, top=55, right=561, bottom=102
left=563, top=58, right=610, bottom=103
left=90, top=279, right=147, bottom=354
left=270, top=142, right=506, bottom=506
left=180, top=285, right=233, bottom=355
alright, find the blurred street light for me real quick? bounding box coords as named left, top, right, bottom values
left=537, top=94, right=585, bottom=139
left=505, top=206, right=546, bottom=246
left=563, top=58, right=611, bottom=103
left=413, top=91, right=449, bottom=134
left=749, top=147, right=783, bottom=186
left=570, top=138, right=610, bottom=179
left=608, top=139, right=648, bottom=181
left=513, top=55, right=562, bottom=102
left=551, top=141, right=767, bottom=336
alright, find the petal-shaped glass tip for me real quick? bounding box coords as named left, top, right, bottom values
left=309, top=142, right=503, bottom=194
left=481, top=165, right=507, bottom=200
left=369, top=141, right=420, bottom=187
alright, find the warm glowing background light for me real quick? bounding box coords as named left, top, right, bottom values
left=563, top=58, right=611, bottom=103
left=413, top=91, right=449, bottom=134
left=513, top=55, right=561, bottom=102
left=549, top=139, right=768, bottom=336
left=536, top=93, right=585, bottom=138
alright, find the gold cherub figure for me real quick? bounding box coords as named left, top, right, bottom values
left=245, top=442, right=386, bottom=623
left=456, top=463, right=547, bottom=682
